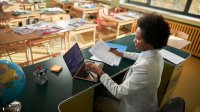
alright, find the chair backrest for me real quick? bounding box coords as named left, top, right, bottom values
left=51, top=0, right=57, bottom=7
left=98, top=8, right=109, bottom=20
left=96, top=8, right=116, bottom=31
left=160, top=97, right=185, bottom=112
left=9, top=18, right=27, bottom=28
left=110, top=7, right=127, bottom=13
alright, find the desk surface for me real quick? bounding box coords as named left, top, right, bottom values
left=167, top=35, right=191, bottom=49
left=102, top=12, right=136, bottom=23
left=17, top=34, right=190, bottom=112
left=0, top=11, right=40, bottom=21
left=0, top=19, right=97, bottom=45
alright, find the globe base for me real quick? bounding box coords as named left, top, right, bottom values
left=0, top=101, right=22, bottom=112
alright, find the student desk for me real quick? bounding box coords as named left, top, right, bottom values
left=17, top=34, right=190, bottom=112
left=102, top=13, right=136, bottom=38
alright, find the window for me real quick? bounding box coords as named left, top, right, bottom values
left=129, top=0, right=147, bottom=3
left=189, top=0, right=200, bottom=15
left=150, top=0, right=187, bottom=12
left=128, top=0, right=200, bottom=18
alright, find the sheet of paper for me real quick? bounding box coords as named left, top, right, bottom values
left=89, top=40, right=121, bottom=66
left=90, top=42, right=128, bottom=66
left=159, top=49, right=185, bottom=65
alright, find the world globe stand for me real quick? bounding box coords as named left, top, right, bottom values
left=0, top=101, right=22, bottom=112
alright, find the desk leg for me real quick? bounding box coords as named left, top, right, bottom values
left=59, top=89, right=94, bottom=112
left=75, top=34, right=78, bottom=43
left=68, top=32, right=71, bottom=48
left=93, top=28, right=96, bottom=44
left=116, top=23, right=120, bottom=38
left=63, top=32, right=67, bottom=50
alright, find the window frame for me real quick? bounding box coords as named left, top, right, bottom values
left=128, top=0, right=200, bottom=18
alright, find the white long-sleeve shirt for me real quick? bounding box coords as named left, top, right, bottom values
left=100, top=50, right=164, bottom=112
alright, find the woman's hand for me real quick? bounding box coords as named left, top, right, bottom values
left=85, top=63, right=104, bottom=77
left=109, top=48, right=123, bottom=57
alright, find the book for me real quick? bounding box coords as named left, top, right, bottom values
left=89, top=40, right=127, bottom=66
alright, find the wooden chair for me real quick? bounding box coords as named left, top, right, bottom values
left=62, top=3, right=73, bottom=13
left=96, top=8, right=116, bottom=38
left=8, top=18, right=27, bottom=28
left=110, top=7, right=127, bottom=13
left=51, top=0, right=57, bottom=7
left=28, top=32, right=68, bottom=64
left=70, top=3, right=83, bottom=18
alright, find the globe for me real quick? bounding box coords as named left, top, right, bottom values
left=0, top=60, right=26, bottom=109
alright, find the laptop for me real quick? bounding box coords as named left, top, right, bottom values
left=63, top=43, right=104, bottom=82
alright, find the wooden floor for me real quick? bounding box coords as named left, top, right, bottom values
left=0, top=26, right=199, bottom=112
left=172, top=56, right=200, bottom=112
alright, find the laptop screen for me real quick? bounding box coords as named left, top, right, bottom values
left=63, top=43, right=84, bottom=76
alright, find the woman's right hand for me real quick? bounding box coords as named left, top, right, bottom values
left=109, top=48, right=123, bottom=57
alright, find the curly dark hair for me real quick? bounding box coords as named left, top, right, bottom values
left=137, top=13, right=170, bottom=49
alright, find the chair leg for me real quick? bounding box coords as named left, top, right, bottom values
left=5, top=50, right=12, bottom=62
left=45, top=43, right=52, bottom=56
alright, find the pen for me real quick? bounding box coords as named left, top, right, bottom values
left=86, top=70, right=94, bottom=80
left=88, top=73, right=94, bottom=80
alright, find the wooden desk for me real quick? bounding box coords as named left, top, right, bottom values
left=0, top=29, right=36, bottom=45
left=102, top=13, right=136, bottom=38
left=167, top=35, right=191, bottom=49
left=55, top=19, right=97, bottom=48
left=69, top=22, right=97, bottom=48
left=33, top=2, right=47, bottom=10
left=0, top=3, right=20, bottom=12
left=0, top=11, right=40, bottom=28
left=73, top=6, right=99, bottom=14
left=0, top=11, right=40, bottom=20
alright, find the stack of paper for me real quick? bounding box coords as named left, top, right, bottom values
left=89, top=40, right=127, bottom=66
left=115, top=15, right=129, bottom=20
left=159, top=49, right=186, bottom=65
left=14, top=27, right=34, bottom=35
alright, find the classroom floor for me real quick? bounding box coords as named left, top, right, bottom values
left=0, top=27, right=199, bottom=112
left=171, top=56, right=200, bottom=112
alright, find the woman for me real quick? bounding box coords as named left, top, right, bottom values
left=86, top=13, right=170, bottom=112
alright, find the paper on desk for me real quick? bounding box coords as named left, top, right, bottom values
left=89, top=40, right=122, bottom=66
left=159, top=49, right=185, bottom=65
left=115, top=15, right=130, bottom=20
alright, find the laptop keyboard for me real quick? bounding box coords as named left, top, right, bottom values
left=76, top=70, right=88, bottom=78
